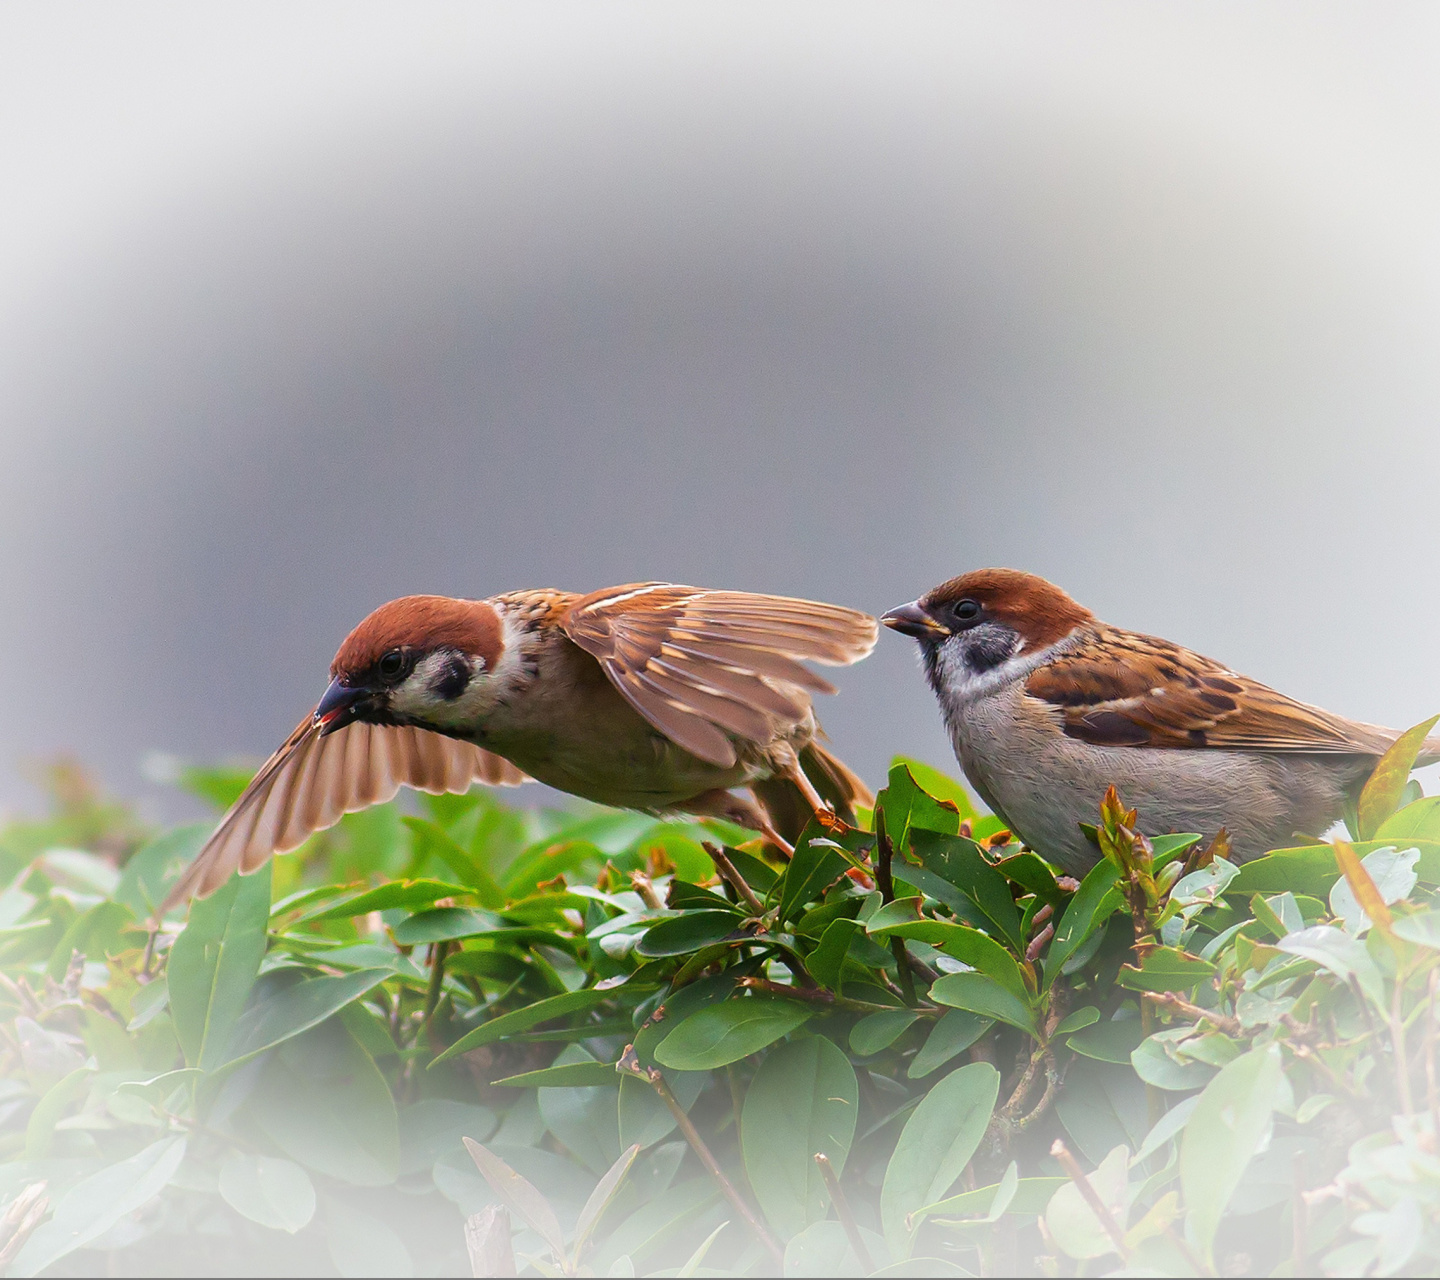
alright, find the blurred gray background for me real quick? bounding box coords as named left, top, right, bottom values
left=3, top=3, right=1440, bottom=816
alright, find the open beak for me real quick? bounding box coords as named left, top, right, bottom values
left=881, top=601, right=950, bottom=640
left=314, top=677, right=370, bottom=735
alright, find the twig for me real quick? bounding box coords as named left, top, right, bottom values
left=703, top=844, right=765, bottom=916
left=1142, top=990, right=1243, bottom=1037
left=736, top=976, right=902, bottom=1015
left=422, top=941, right=452, bottom=1029
left=0, top=1182, right=48, bottom=1270
left=621, top=1049, right=783, bottom=1267
left=873, top=811, right=916, bottom=1004
left=814, top=1153, right=874, bottom=1271
left=629, top=871, right=664, bottom=911
left=1050, top=1140, right=1130, bottom=1260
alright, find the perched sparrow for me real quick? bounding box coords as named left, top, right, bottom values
left=166, top=583, right=877, bottom=907
left=883, top=569, right=1440, bottom=872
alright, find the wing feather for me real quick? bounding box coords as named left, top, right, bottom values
left=163, top=717, right=527, bottom=912
left=1027, top=626, right=1397, bottom=754
left=562, top=583, right=876, bottom=766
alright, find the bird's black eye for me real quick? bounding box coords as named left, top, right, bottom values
left=377, top=649, right=407, bottom=681
left=953, top=599, right=982, bottom=624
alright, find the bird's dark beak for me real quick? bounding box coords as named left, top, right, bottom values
left=314, top=677, right=369, bottom=735
left=881, top=601, right=950, bottom=640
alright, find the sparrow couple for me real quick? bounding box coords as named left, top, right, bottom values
left=168, top=570, right=1439, bottom=907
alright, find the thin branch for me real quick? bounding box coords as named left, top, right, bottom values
left=1050, top=1140, right=1130, bottom=1260
left=630, top=1057, right=783, bottom=1268
left=422, top=940, right=452, bottom=1029
left=1142, top=990, right=1242, bottom=1037
left=874, top=810, right=916, bottom=1004
left=703, top=844, right=765, bottom=916
left=814, top=1153, right=874, bottom=1271
left=736, top=976, right=902, bottom=1015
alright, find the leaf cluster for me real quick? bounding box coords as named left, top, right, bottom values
left=3, top=737, right=1440, bottom=1276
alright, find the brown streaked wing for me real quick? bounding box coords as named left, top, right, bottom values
left=1026, top=626, right=1395, bottom=754
left=161, top=716, right=527, bottom=912
left=561, top=583, right=877, bottom=767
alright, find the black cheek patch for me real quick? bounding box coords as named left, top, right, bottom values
left=961, top=628, right=1017, bottom=674
left=432, top=656, right=473, bottom=701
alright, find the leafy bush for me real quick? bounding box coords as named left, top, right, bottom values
left=3, top=733, right=1440, bottom=1276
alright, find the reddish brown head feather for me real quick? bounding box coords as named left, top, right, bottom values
left=332, top=596, right=504, bottom=677
left=922, top=569, right=1094, bottom=649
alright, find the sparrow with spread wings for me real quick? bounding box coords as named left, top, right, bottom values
left=884, top=568, right=1440, bottom=872
left=164, top=584, right=877, bottom=908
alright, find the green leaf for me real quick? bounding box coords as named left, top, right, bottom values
left=1393, top=909, right=1440, bottom=949
left=778, top=832, right=849, bottom=924
left=1068, top=1017, right=1147, bottom=1064
left=1045, top=1144, right=1133, bottom=1261
left=218, top=1153, right=316, bottom=1233
left=906, top=829, right=1024, bottom=950
left=115, top=823, right=208, bottom=918
left=1276, top=924, right=1385, bottom=1007
left=1055, top=1059, right=1149, bottom=1167
left=908, top=1010, right=993, bottom=1079
left=741, top=1036, right=859, bottom=1239
left=807, top=917, right=860, bottom=989
left=1044, top=861, right=1121, bottom=987
left=653, top=998, right=812, bottom=1070
left=635, top=910, right=744, bottom=958
left=618, top=1070, right=706, bottom=1149
left=1180, top=1044, right=1286, bottom=1265
left=1131, top=1030, right=1220, bottom=1092
left=463, top=1136, right=566, bottom=1258
left=303, top=878, right=475, bottom=922
left=10, top=1136, right=187, bottom=1277
left=849, top=1009, right=920, bottom=1056
left=1053, top=1007, right=1101, bottom=1037
left=990, top=852, right=1064, bottom=905
left=930, top=972, right=1038, bottom=1036
left=1377, top=796, right=1440, bottom=844
left=167, top=862, right=272, bottom=1070
left=888, top=757, right=979, bottom=820
left=877, top=762, right=962, bottom=853
left=1116, top=947, right=1215, bottom=994
left=496, top=1061, right=621, bottom=1088
left=249, top=1019, right=399, bottom=1186
left=880, top=1062, right=1000, bottom=1253
left=433, top=987, right=615, bottom=1064
left=1358, top=716, right=1440, bottom=839
left=913, top=1176, right=1065, bottom=1225
left=573, top=1143, right=642, bottom=1262
left=631, top=972, right=737, bottom=1069
left=1330, top=845, right=1419, bottom=934
left=401, top=817, right=506, bottom=907
left=783, top=1222, right=888, bottom=1279
left=539, top=1045, right=623, bottom=1175
left=225, top=968, right=391, bottom=1065
left=1148, top=833, right=1204, bottom=868
left=391, top=906, right=507, bottom=944
left=868, top=902, right=1029, bottom=1000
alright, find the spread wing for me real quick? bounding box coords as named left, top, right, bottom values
left=162, top=717, right=526, bottom=911
left=1025, top=626, right=1396, bottom=754
left=562, top=583, right=878, bottom=768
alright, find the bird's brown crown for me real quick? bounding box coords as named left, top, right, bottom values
left=923, top=569, right=1094, bottom=648
left=332, top=596, right=504, bottom=678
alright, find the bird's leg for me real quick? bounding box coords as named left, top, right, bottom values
left=678, top=788, right=794, bottom=858
left=772, top=743, right=843, bottom=831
